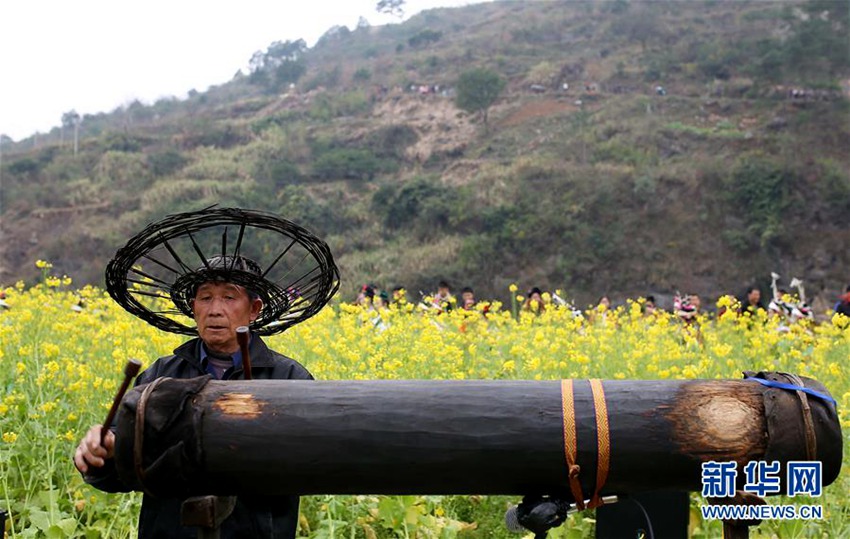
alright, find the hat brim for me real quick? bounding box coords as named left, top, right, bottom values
left=105, top=206, right=339, bottom=336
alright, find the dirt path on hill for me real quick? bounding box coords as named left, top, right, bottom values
left=499, top=98, right=579, bottom=127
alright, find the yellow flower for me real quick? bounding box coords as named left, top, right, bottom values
left=2, top=432, right=18, bottom=444
left=509, top=284, right=518, bottom=293
left=40, top=401, right=58, bottom=414
left=712, top=343, right=732, bottom=358
left=42, top=344, right=60, bottom=360
left=35, top=259, right=53, bottom=269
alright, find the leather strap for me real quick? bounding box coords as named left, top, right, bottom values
left=588, top=379, right=611, bottom=508
left=560, top=379, right=586, bottom=509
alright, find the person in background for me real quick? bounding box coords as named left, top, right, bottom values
left=587, top=294, right=611, bottom=324
left=738, top=286, right=765, bottom=314
left=375, top=290, right=391, bottom=310
left=834, top=285, right=850, bottom=317
left=355, top=284, right=376, bottom=306
left=432, top=280, right=454, bottom=312
left=689, top=294, right=701, bottom=315
left=643, top=295, right=658, bottom=317
left=523, top=287, right=546, bottom=313
left=392, top=286, right=407, bottom=305
left=674, top=293, right=700, bottom=323
left=460, top=287, right=476, bottom=310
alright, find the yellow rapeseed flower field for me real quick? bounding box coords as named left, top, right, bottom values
left=1, top=269, right=848, bottom=538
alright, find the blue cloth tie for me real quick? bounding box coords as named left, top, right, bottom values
left=745, top=376, right=837, bottom=406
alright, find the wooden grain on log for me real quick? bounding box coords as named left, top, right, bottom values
left=112, top=375, right=841, bottom=499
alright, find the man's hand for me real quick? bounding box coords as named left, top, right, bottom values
left=74, top=425, right=115, bottom=473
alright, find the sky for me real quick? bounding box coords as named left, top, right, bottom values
left=0, top=0, right=478, bottom=141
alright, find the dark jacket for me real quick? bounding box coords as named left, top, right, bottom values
left=83, top=335, right=312, bottom=538
left=836, top=293, right=850, bottom=317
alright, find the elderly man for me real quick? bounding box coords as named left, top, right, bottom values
left=74, top=256, right=311, bottom=537
left=74, top=207, right=339, bottom=538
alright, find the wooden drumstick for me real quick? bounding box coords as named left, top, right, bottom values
left=101, top=359, right=142, bottom=445
left=236, top=326, right=252, bottom=380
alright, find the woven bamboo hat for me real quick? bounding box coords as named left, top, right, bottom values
left=105, top=206, right=339, bottom=336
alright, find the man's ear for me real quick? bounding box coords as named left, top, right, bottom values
left=249, top=297, right=263, bottom=321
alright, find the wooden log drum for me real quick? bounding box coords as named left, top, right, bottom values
left=112, top=372, right=841, bottom=500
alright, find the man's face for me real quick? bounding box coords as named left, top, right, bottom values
left=747, top=289, right=761, bottom=305
left=191, top=282, right=262, bottom=354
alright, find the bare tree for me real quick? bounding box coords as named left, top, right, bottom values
left=61, top=110, right=81, bottom=156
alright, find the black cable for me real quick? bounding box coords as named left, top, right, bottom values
left=625, top=495, right=655, bottom=539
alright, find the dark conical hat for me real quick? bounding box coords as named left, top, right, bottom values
left=105, top=206, right=339, bottom=336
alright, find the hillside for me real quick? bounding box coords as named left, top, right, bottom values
left=1, top=0, right=848, bottom=306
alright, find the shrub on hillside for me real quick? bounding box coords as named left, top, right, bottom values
left=367, top=124, right=419, bottom=159
left=371, top=178, right=464, bottom=239
left=723, top=155, right=796, bottom=249
left=6, top=157, right=41, bottom=176
left=181, top=147, right=249, bottom=182
left=408, top=29, right=443, bottom=48
left=253, top=159, right=302, bottom=188
left=99, top=133, right=143, bottom=152
left=307, top=92, right=371, bottom=121
left=353, top=68, right=371, bottom=83
left=93, top=151, right=151, bottom=193
left=147, top=149, right=188, bottom=177
left=140, top=179, right=236, bottom=213
left=312, top=148, right=383, bottom=181
left=303, top=66, right=342, bottom=92
left=180, top=123, right=250, bottom=150
left=270, top=185, right=355, bottom=236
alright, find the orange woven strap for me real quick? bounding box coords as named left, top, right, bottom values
left=588, top=379, right=611, bottom=508
left=560, top=379, right=586, bottom=510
